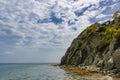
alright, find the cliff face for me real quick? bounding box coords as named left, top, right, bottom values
left=60, top=11, right=120, bottom=70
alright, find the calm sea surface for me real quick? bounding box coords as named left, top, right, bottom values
left=0, top=63, right=103, bottom=80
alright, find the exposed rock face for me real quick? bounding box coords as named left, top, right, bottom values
left=60, top=11, right=120, bottom=71
left=113, top=49, right=120, bottom=70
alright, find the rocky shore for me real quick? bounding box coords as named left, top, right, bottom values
left=53, top=64, right=120, bottom=80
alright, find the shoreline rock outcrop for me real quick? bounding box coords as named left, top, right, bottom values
left=60, top=11, right=120, bottom=75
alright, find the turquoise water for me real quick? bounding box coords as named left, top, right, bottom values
left=0, top=63, right=102, bottom=80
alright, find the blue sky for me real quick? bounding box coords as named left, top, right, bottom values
left=0, top=0, right=120, bottom=63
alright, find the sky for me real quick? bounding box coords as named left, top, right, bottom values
left=0, top=0, right=120, bottom=63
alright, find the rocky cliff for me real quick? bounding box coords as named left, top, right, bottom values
left=60, top=11, right=120, bottom=71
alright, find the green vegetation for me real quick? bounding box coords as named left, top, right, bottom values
left=84, top=23, right=120, bottom=51
left=78, top=26, right=98, bottom=46
left=78, top=39, right=83, bottom=45
left=97, top=37, right=111, bottom=51
left=105, top=28, right=116, bottom=37
left=97, top=25, right=107, bottom=32
left=114, top=29, right=120, bottom=39
left=95, top=22, right=120, bottom=51
left=86, top=27, right=97, bottom=35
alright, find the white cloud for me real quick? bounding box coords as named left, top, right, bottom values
left=0, top=0, right=120, bottom=50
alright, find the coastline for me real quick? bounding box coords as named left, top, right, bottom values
left=53, top=64, right=120, bottom=80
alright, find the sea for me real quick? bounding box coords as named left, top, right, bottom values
left=0, top=63, right=106, bottom=80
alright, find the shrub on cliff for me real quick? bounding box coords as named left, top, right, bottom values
left=97, top=26, right=107, bottom=32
